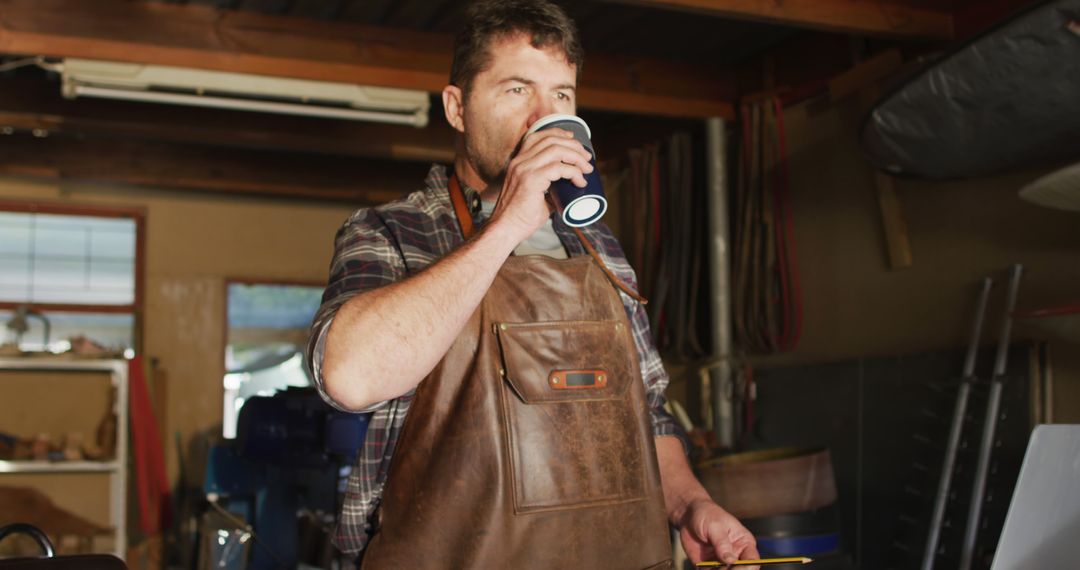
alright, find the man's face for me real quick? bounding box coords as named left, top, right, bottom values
left=456, top=33, right=578, bottom=187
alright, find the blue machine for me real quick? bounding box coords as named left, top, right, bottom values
left=203, top=388, right=369, bottom=569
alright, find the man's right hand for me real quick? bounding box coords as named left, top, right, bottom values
left=489, top=127, right=594, bottom=242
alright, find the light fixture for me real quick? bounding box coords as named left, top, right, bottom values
left=57, top=58, right=431, bottom=127
left=1019, top=160, right=1080, bottom=213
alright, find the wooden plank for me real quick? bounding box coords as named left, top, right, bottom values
left=852, top=77, right=912, bottom=269
left=577, top=86, right=733, bottom=119
left=828, top=49, right=903, bottom=101
left=607, top=0, right=954, bottom=40
left=0, top=0, right=450, bottom=89
left=874, top=171, right=913, bottom=269
left=954, top=0, right=1040, bottom=40
left=0, top=76, right=455, bottom=162
left=0, top=302, right=135, bottom=314
left=0, top=0, right=735, bottom=118
left=0, top=134, right=426, bottom=203
left=735, top=33, right=853, bottom=103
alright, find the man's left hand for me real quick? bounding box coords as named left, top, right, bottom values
left=678, top=498, right=760, bottom=566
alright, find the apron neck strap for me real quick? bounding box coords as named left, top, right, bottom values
left=448, top=173, right=475, bottom=241
left=571, top=226, right=649, bottom=305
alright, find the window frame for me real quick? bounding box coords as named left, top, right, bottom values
left=220, top=277, right=326, bottom=437
left=0, top=199, right=146, bottom=351
left=221, top=277, right=326, bottom=369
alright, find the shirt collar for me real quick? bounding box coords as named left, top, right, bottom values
left=460, top=181, right=483, bottom=215
left=425, top=163, right=482, bottom=215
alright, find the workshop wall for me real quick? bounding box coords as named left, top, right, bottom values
left=758, top=100, right=1080, bottom=422
left=0, top=176, right=358, bottom=485
left=2, top=97, right=1075, bottom=499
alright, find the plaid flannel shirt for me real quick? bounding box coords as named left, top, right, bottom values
left=306, top=164, right=683, bottom=556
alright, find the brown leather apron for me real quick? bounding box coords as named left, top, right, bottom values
left=359, top=176, right=672, bottom=569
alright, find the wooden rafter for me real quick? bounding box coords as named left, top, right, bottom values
left=605, top=0, right=954, bottom=40
left=0, top=76, right=456, bottom=163
left=0, top=134, right=428, bottom=203
left=0, top=0, right=735, bottom=118
left=954, top=0, right=1040, bottom=40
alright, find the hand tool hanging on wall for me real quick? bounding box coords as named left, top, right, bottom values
left=921, top=277, right=993, bottom=570
left=665, top=133, right=705, bottom=359
left=960, top=264, right=1024, bottom=570
left=732, top=97, right=802, bottom=354
left=622, top=134, right=710, bottom=362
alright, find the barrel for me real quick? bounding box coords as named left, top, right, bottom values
left=698, top=447, right=850, bottom=566
left=743, top=504, right=844, bottom=560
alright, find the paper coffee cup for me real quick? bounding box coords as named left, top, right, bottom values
left=525, top=114, right=607, bottom=227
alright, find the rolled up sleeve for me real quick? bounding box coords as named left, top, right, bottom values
left=625, top=294, right=689, bottom=451
left=307, top=209, right=406, bottom=412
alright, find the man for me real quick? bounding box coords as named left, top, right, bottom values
left=307, top=1, right=759, bottom=567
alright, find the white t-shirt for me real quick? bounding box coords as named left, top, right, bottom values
left=480, top=200, right=568, bottom=259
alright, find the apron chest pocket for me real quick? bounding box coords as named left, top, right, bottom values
left=495, top=320, right=648, bottom=513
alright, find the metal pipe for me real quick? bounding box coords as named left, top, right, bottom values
left=960, top=264, right=1023, bottom=570
left=705, top=117, right=734, bottom=448
left=921, top=277, right=993, bottom=570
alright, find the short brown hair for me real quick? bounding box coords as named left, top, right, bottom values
left=450, top=0, right=584, bottom=95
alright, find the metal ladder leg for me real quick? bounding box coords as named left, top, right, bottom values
left=959, top=264, right=1023, bottom=570
left=921, top=277, right=993, bottom=570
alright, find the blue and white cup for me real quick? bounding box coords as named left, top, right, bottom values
left=525, top=114, right=607, bottom=227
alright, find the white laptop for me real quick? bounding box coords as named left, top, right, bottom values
left=991, top=424, right=1080, bottom=569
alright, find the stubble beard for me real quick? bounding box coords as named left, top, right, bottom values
left=465, top=134, right=511, bottom=189
left=462, top=102, right=519, bottom=191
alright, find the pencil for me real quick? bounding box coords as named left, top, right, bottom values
left=696, top=556, right=813, bottom=566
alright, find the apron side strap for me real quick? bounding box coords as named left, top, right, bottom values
left=572, top=226, right=649, bottom=306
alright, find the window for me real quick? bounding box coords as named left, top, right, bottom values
left=222, top=281, right=324, bottom=439
left=0, top=212, right=136, bottom=304
left=0, top=202, right=143, bottom=354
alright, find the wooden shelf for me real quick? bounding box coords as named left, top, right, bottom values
left=0, top=358, right=128, bottom=560
left=0, top=460, right=122, bottom=474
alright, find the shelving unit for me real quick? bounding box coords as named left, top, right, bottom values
left=0, top=357, right=128, bottom=560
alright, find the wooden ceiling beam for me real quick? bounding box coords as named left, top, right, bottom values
left=0, top=76, right=456, bottom=162
left=0, top=133, right=427, bottom=203
left=0, top=0, right=734, bottom=118
left=953, top=0, right=1040, bottom=40
left=604, top=0, right=954, bottom=40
